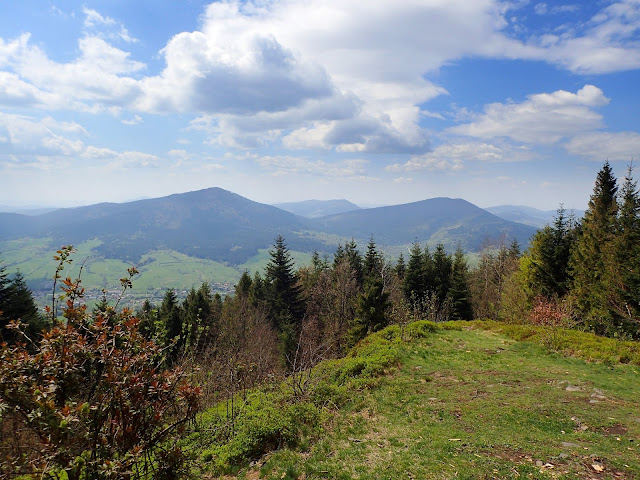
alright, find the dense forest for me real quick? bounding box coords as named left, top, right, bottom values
left=0, top=162, right=638, bottom=479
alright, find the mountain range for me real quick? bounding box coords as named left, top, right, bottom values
left=273, top=199, right=361, bottom=218
left=485, top=205, right=585, bottom=229
left=0, top=188, right=538, bottom=265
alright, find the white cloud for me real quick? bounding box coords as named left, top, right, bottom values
left=387, top=140, right=536, bottom=172
left=565, top=131, right=640, bottom=161
left=83, top=7, right=138, bottom=44
left=249, top=153, right=369, bottom=178
left=449, top=85, right=609, bottom=144
left=1, top=0, right=639, bottom=156
left=0, top=33, right=143, bottom=112
left=121, top=114, right=143, bottom=125
left=0, top=112, right=84, bottom=156
left=527, top=0, right=640, bottom=74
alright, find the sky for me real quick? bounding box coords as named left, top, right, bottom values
left=1, top=0, right=639, bottom=211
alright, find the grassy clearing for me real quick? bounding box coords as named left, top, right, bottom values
left=198, top=322, right=640, bottom=479
left=238, top=249, right=314, bottom=276
left=464, top=320, right=640, bottom=365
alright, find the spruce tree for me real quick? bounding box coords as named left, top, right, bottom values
left=158, top=289, right=183, bottom=362
left=525, top=206, right=578, bottom=298
left=265, top=235, right=304, bottom=366
left=395, top=253, right=406, bottom=280
left=364, top=236, right=383, bottom=283
left=349, top=279, right=391, bottom=346
left=404, top=242, right=425, bottom=304
left=235, top=271, right=253, bottom=297
left=432, top=244, right=452, bottom=304
left=570, top=161, right=619, bottom=333
left=0, top=271, right=44, bottom=344
left=611, top=165, right=640, bottom=332
left=344, top=239, right=364, bottom=287
left=449, top=247, right=473, bottom=320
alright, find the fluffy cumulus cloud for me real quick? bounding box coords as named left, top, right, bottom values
left=565, top=131, right=640, bottom=161
left=0, top=33, right=143, bottom=112
left=0, top=112, right=84, bottom=157
left=1, top=1, right=640, bottom=158
left=449, top=85, right=609, bottom=144
left=527, top=0, right=640, bottom=74
left=386, top=140, right=535, bottom=172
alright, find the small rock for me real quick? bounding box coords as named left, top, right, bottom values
left=566, top=385, right=582, bottom=392
left=562, top=442, right=580, bottom=447
left=535, top=460, right=543, bottom=467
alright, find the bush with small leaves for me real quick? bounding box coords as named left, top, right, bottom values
left=0, top=246, right=201, bottom=480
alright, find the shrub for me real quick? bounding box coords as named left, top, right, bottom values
left=0, top=246, right=201, bottom=479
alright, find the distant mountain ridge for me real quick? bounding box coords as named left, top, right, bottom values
left=485, top=205, right=585, bottom=229
left=274, top=199, right=361, bottom=218
left=308, top=197, right=536, bottom=252
left=0, top=188, right=538, bottom=266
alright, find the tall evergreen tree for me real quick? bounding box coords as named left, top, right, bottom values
left=158, top=289, right=183, bottom=362
left=265, top=235, right=305, bottom=366
left=404, top=242, right=425, bottom=304
left=0, top=270, right=44, bottom=344
left=449, top=246, right=473, bottom=320
left=610, top=165, right=640, bottom=331
left=344, top=239, right=364, bottom=287
left=349, top=278, right=391, bottom=346
left=235, top=271, right=253, bottom=297
left=525, top=206, right=578, bottom=298
left=432, top=244, right=452, bottom=304
left=570, top=161, right=619, bottom=333
left=364, top=236, right=384, bottom=283
left=395, top=253, right=406, bottom=280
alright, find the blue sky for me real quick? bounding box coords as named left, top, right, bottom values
left=1, top=0, right=639, bottom=211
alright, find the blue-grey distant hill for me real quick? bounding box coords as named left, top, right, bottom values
left=308, top=198, right=537, bottom=252
left=0, top=188, right=538, bottom=265
left=485, top=205, right=585, bottom=229
left=273, top=199, right=361, bottom=218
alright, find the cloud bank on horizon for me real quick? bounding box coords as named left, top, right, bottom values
left=0, top=0, right=639, bottom=210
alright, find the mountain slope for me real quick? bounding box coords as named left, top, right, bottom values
left=308, top=197, right=537, bottom=251
left=1, top=191, right=538, bottom=269
left=273, top=199, right=361, bottom=218
left=0, top=188, right=320, bottom=264
left=486, top=205, right=585, bottom=229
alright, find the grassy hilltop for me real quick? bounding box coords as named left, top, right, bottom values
left=189, top=322, right=640, bottom=479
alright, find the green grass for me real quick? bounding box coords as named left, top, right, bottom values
left=1, top=239, right=313, bottom=304
left=238, top=249, right=314, bottom=276
left=198, top=322, right=640, bottom=479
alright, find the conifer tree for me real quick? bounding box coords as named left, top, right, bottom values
left=524, top=206, right=578, bottom=299
left=0, top=269, right=44, bottom=344
left=610, top=165, right=640, bottom=331
left=235, top=270, right=253, bottom=297
left=349, top=278, right=391, bottom=346
left=570, top=161, right=619, bottom=333
left=159, top=289, right=183, bottom=362
left=404, top=242, right=425, bottom=304
left=449, top=246, right=473, bottom=320
left=395, top=253, right=406, bottom=280
left=364, top=236, right=384, bottom=283
left=432, top=244, right=452, bottom=303
left=344, top=239, right=364, bottom=286
left=265, top=235, right=304, bottom=366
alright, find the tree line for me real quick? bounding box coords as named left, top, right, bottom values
left=470, top=161, right=640, bottom=339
